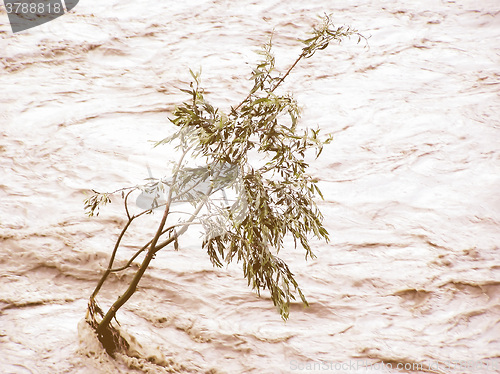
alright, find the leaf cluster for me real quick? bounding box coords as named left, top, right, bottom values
left=155, top=16, right=360, bottom=318
left=84, top=190, right=111, bottom=217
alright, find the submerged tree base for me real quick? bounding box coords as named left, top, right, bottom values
left=81, top=309, right=175, bottom=370
left=87, top=298, right=130, bottom=357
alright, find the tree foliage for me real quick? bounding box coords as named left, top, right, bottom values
left=84, top=14, right=364, bottom=355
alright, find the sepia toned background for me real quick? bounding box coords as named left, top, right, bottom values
left=1, top=0, right=499, bottom=372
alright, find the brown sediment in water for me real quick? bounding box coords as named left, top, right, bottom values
left=0, top=0, right=499, bottom=373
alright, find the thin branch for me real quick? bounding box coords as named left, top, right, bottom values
left=124, top=189, right=134, bottom=220
left=90, top=216, right=135, bottom=299
left=269, top=53, right=305, bottom=94
left=109, top=220, right=202, bottom=272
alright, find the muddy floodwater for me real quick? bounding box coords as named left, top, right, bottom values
left=1, top=0, right=499, bottom=373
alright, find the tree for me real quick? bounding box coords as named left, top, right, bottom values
left=84, top=14, right=364, bottom=356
